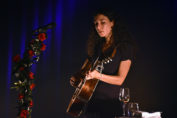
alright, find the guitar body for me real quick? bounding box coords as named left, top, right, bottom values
left=66, top=79, right=99, bottom=117
left=66, top=60, right=100, bottom=117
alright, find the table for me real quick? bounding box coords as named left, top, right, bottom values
left=115, top=116, right=141, bottom=118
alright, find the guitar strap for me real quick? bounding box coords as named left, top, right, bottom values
left=111, top=47, right=117, bottom=58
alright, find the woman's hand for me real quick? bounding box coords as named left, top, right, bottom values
left=70, top=76, right=82, bottom=88
left=70, top=76, right=76, bottom=87
left=85, top=70, right=100, bottom=80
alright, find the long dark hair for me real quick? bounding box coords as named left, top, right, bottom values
left=87, top=8, right=136, bottom=60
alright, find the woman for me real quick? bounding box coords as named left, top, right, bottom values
left=70, top=8, right=136, bottom=118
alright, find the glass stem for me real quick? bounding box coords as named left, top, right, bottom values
left=123, top=102, right=126, bottom=116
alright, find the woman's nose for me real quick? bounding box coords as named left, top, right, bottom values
left=96, top=24, right=101, bottom=30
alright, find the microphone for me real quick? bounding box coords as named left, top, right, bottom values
left=33, top=22, right=56, bottom=34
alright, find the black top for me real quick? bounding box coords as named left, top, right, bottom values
left=83, top=43, right=134, bottom=118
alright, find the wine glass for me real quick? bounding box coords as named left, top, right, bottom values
left=128, top=102, right=139, bottom=117
left=119, top=88, right=130, bottom=116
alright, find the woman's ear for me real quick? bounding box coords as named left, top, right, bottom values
left=111, top=20, right=114, bottom=28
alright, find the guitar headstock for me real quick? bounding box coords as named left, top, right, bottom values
left=102, top=57, right=113, bottom=64
left=95, top=57, right=113, bottom=72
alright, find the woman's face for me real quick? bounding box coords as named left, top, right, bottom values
left=94, top=14, right=114, bottom=39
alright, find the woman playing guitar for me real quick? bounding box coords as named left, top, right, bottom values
left=69, top=8, right=136, bottom=118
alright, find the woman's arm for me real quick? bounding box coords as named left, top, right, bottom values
left=86, top=59, right=131, bottom=86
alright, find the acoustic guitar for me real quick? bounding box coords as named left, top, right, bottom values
left=66, top=57, right=112, bottom=117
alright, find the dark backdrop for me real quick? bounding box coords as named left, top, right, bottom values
left=1, top=0, right=177, bottom=117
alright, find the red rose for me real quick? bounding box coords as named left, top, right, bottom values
left=20, top=109, right=28, bottom=118
left=40, top=43, right=46, bottom=51
left=18, top=93, right=24, bottom=100
left=29, top=72, right=34, bottom=79
left=28, top=50, right=34, bottom=58
left=19, top=67, right=24, bottom=71
left=30, top=83, right=35, bottom=90
left=13, top=54, right=21, bottom=62
left=29, top=100, right=33, bottom=107
left=38, top=33, right=46, bottom=41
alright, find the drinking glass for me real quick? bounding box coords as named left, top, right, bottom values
left=128, top=102, right=139, bottom=117
left=119, top=88, right=130, bottom=116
